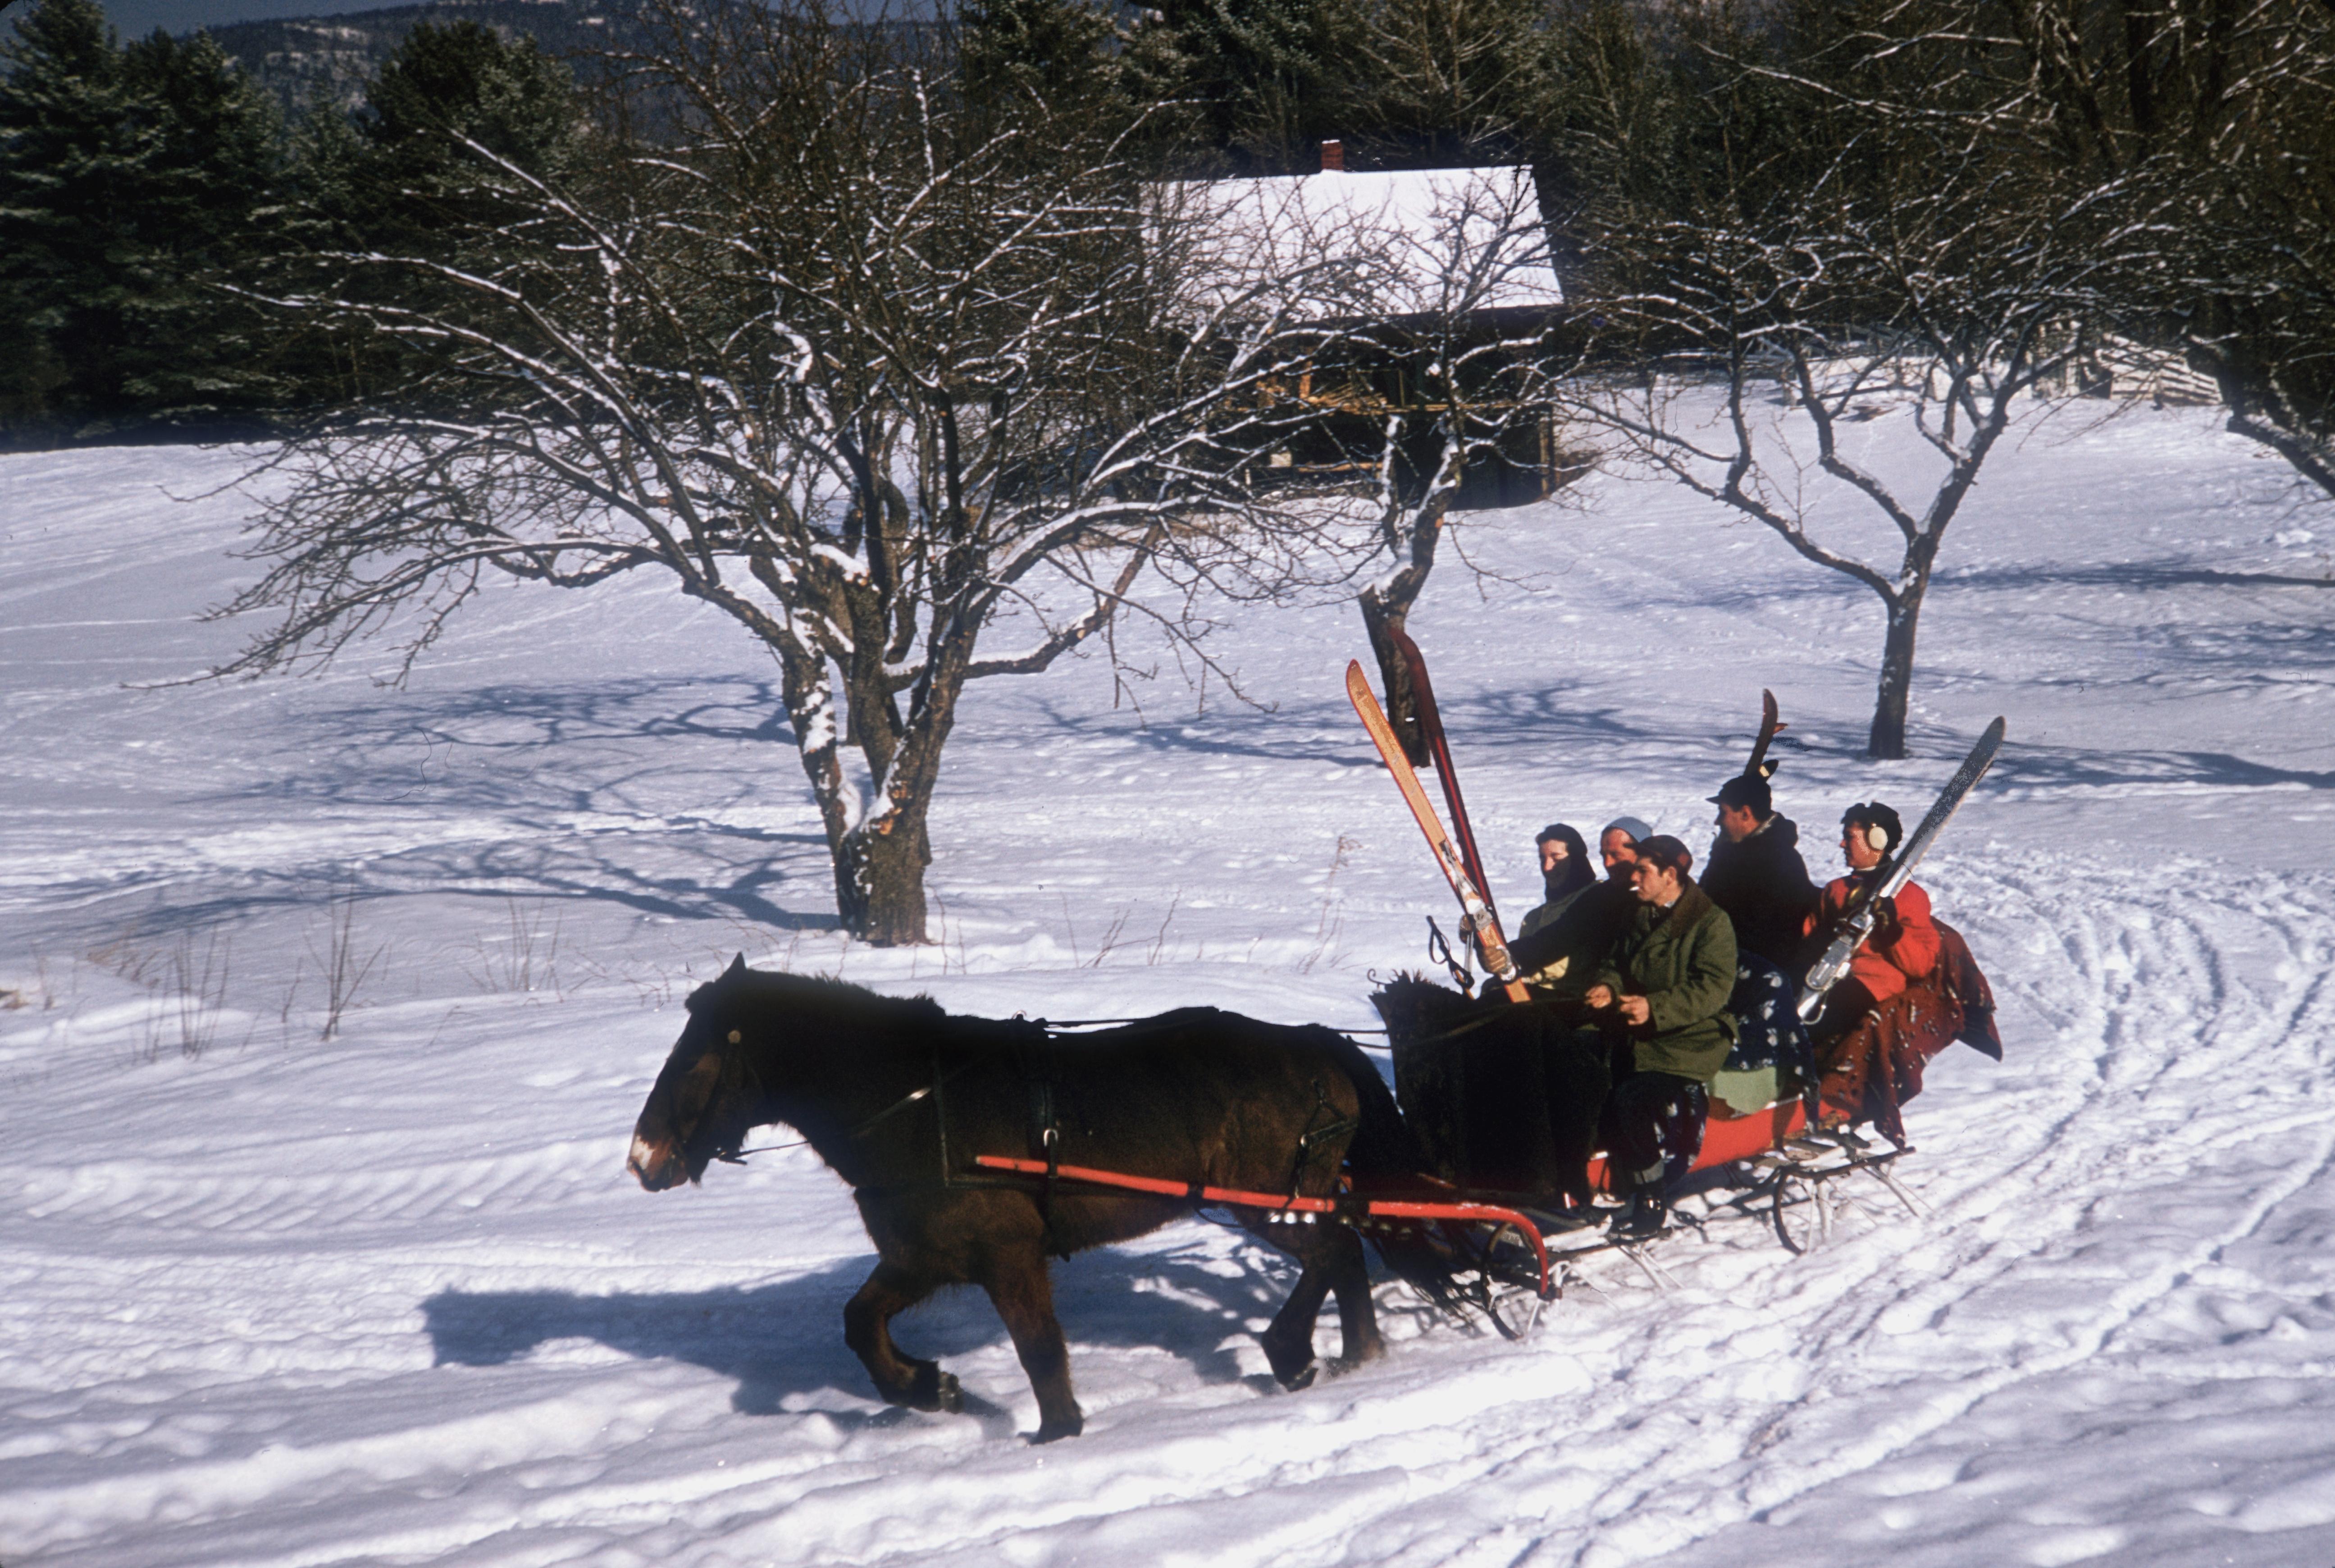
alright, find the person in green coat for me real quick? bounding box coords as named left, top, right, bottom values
left=1578, top=834, right=1739, bottom=1235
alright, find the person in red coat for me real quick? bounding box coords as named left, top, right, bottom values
left=1803, top=802, right=1938, bottom=1064
left=1793, top=802, right=1943, bottom=1120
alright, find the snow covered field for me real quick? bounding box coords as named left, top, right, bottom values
left=5, top=401, right=2335, bottom=1566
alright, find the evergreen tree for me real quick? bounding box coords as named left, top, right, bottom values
left=350, top=18, right=579, bottom=247
left=265, top=19, right=587, bottom=420
left=0, top=0, right=283, bottom=440
left=1354, top=0, right=1549, bottom=163
left=1122, top=0, right=1370, bottom=172
left=115, top=28, right=287, bottom=417
left=0, top=0, right=153, bottom=431
left=958, top=0, right=1119, bottom=119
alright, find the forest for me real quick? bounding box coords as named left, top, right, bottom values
left=4, top=0, right=2328, bottom=469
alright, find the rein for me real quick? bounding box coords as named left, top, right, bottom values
left=1034, top=1013, right=1389, bottom=1040
left=713, top=1052, right=982, bottom=1165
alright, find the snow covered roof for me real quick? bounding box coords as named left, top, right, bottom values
left=1154, top=165, right=1563, bottom=324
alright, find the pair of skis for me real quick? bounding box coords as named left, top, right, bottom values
left=1346, top=640, right=1529, bottom=1003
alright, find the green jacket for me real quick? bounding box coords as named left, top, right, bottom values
left=1589, top=882, right=1739, bottom=1083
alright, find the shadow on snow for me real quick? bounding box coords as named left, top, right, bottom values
left=421, top=1242, right=1307, bottom=1425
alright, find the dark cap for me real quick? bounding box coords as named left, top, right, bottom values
left=1708, top=773, right=1771, bottom=811
left=1634, top=834, right=1693, bottom=875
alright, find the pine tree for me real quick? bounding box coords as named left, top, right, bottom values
left=0, top=0, right=152, bottom=432
left=1124, top=0, right=1371, bottom=172
left=348, top=18, right=579, bottom=252
left=0, top=0, right=283, bottom=440
left=277, top=19, right=587, bottom=417
left=959, top=0, right=1119, bottom=118
left=115, top=28, right=286, bottom=419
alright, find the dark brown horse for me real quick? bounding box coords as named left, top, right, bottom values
left=627, top=957, right=1440, bottom=1442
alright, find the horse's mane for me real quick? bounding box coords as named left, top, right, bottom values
left=708, top=966, right=950, bottom=1028
left=1369, top=971, right=1477, bottom=1045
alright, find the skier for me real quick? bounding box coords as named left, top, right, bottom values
left=1575, top=835, right=1739, bottom=1235
left=1701, top=772, right=1820, bottom=971
left=1803, top=802, right=1943, bottom=1129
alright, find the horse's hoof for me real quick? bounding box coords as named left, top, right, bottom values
left=1031, top=1412, right=1084, bottom=1443
left=907, top=1363, right=961, bottom=1413
left=1276, top=1363, right=1318, bottom=1392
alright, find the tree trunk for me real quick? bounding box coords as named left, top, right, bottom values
left=829, top=609, right=971, bottom=945
left=1867, top=591, right=1922, bottom=761
left=835, top=815, right=932, bottom=945
left=1359, top=586, right=1430, bottom=766
left=1359, top=433, right=1453, bottom=767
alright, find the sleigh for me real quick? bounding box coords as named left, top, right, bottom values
left=965, top=969, right=1926, bottom=1344
left=972, top=921, right=1996, bottom=1338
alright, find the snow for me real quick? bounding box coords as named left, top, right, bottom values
left=4, top=398, right=2335, bottom=1566
left=1162, top=165, right=1562, bottom=320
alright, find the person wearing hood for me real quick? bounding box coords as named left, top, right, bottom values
left=1801, top=801, right=1952, bottom=1134
left=1519, top=823, right=1596, bottom=938
left=1701, top=773, right=1820, bottom=973
left=1510, top=816, right=1650, bottom=997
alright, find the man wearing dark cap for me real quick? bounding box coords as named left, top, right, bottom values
left=1578, top=834, right=1739, bottom=1235
left=1701, top=771, right=1819, bottom=972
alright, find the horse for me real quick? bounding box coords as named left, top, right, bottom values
left=626, top=957, right=1442, bottom=1442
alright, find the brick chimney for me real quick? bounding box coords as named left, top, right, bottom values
left=1319, top=139, right=1345, bottom=173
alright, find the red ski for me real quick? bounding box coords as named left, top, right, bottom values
left=1394, top=629, right=1496, bottom=929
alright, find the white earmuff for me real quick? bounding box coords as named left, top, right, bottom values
left=1865, top=823, right=1890, bottom=853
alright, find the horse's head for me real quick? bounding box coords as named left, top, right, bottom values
left=628, top=954, right=766, bottom=1191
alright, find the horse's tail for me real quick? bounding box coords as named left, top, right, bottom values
left=1310, top=1030, right=1462, bottom=1309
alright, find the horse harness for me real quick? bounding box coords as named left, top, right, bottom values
left=719, top=1016, right=1364, bottom=1256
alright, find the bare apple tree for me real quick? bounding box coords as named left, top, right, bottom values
left=1551, top=13, right=2118, bottom=759
left=223, top=0, right=1368, bottom=943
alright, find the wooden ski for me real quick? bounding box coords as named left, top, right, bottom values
left=1394, top=629, right=1497, bottom=928
left=1746, top=688, right=1786, bottom=778
left=1347, top=660, right=1530, bottom=1003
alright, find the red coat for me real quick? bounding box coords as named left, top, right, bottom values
left=1809, top=875, right=1939, bottom=1003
